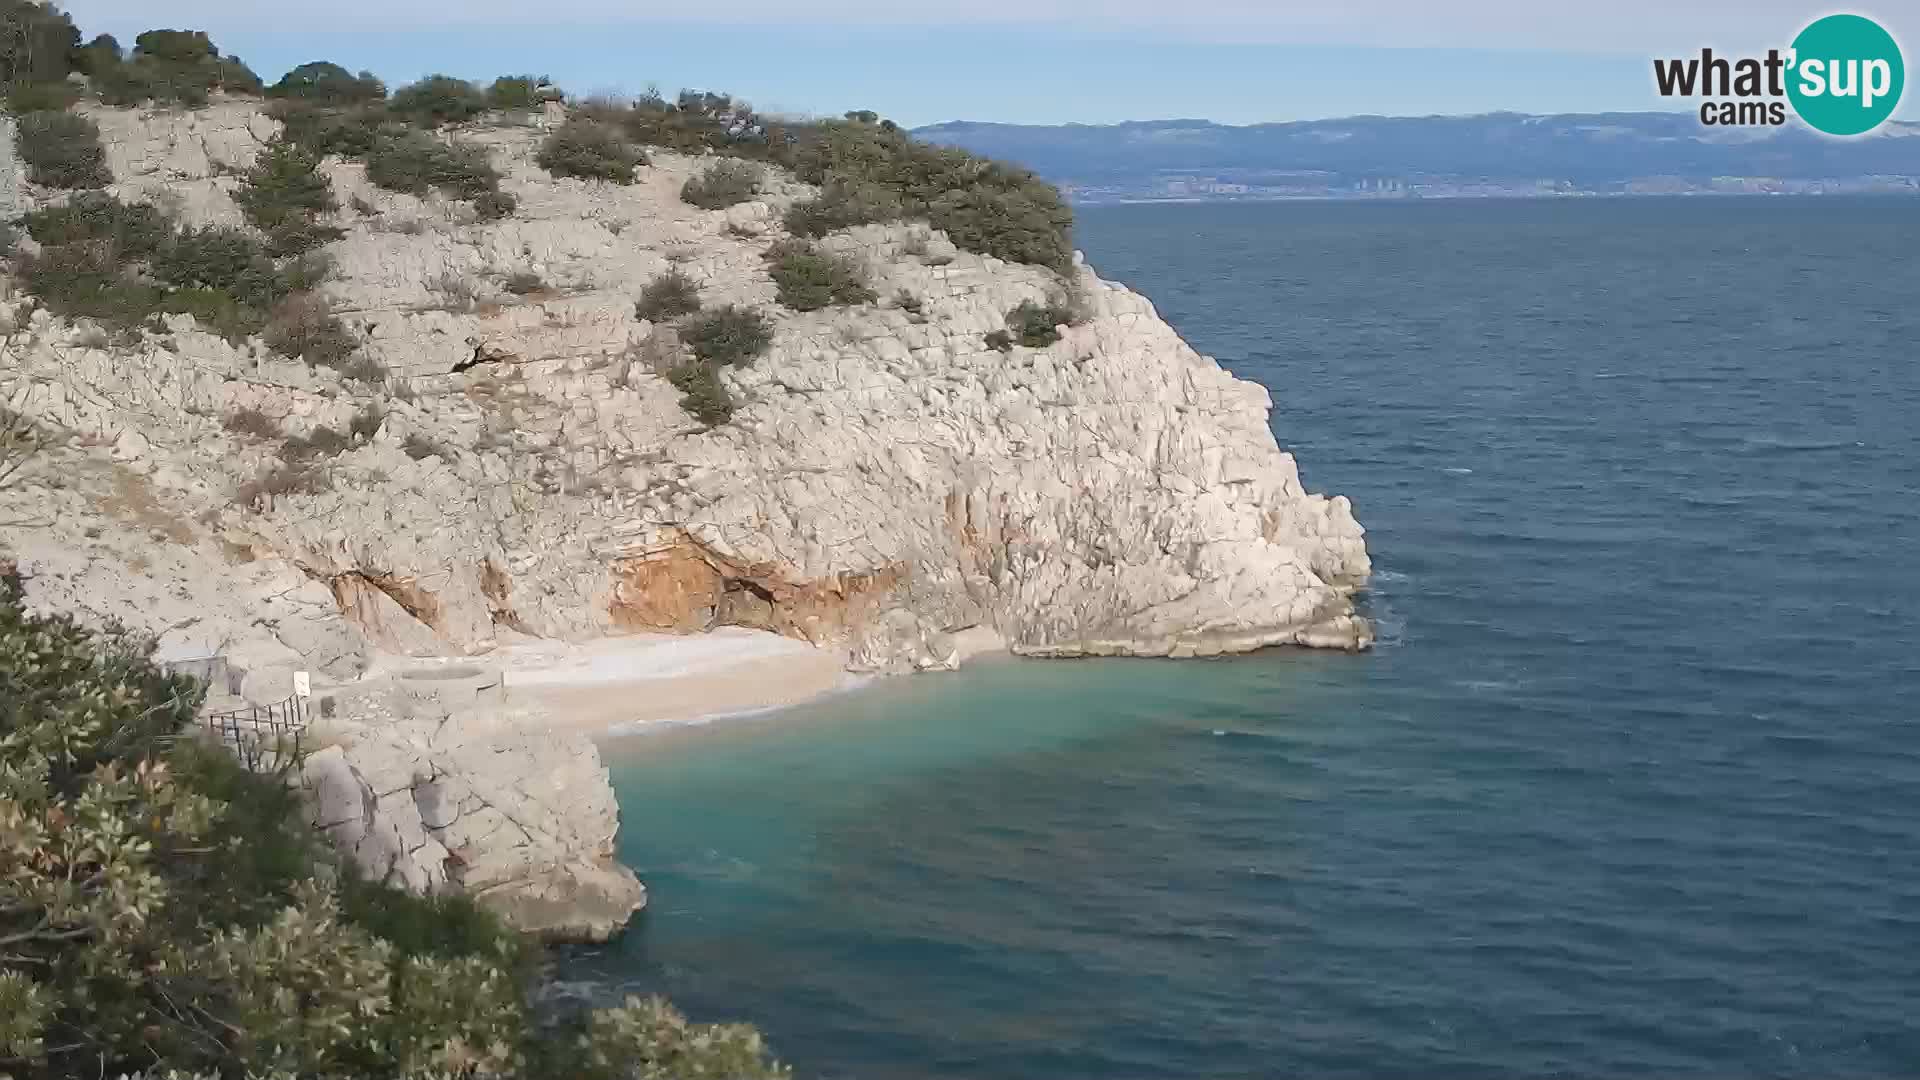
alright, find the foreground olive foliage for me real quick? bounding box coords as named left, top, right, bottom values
left=0, top=567, right=790, bottom=1079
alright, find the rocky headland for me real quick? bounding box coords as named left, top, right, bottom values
left=0, top=94, right=1369, bottom=940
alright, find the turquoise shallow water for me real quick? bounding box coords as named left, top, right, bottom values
left=582, top=197, right=1920, bottom=1078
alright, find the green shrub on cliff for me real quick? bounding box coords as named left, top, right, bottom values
left=683, top=304, right=775, bottom=367
left=537, top=118, right=645, bottom=183
left=1005, top=297, right=1081, bottom=347
left=236, top=136, right=345, bottom=256
left=16, top=188, right=350, bottom=351
left=70, top=31, right=121, bottom=76
left=18, top=192, right=169, bottom=255
left=667, top=360, right=736, bottom=427
left=268, top=60, right=387, bottom=103
left=767, top=239, right=874, bottom=312
left=487, top=74, right=545, bottom=111
left=91, top=28, right=262, bottom=106
left=2, top=79, right=78, bottom=113
left=0, top=565, right=790, bottom=1079
left=636, top=268, right=702, bottom=323
left=573, top=92, right=1073, bottom=272
left=782, top=177, right=902, bottom=237
left=13, top=109, right=110, bottom=189
left=270, top=97, right=395, bottom=157
left=365, top=129, right=503, bottom=201
left=391, top=73, right=487, bottom=127
left=790, top=119, right=1075, bottom=272
left=151, top=225, right=287, bottom=308
left=681, top=159, right=762, bottom=209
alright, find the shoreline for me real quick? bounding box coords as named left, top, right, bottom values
left=496, top=629, right=860, bottom=736
left=372, top=626, right=1013, bottom=738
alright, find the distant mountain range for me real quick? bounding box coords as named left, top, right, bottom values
left=914, top=113, right=1920, bottom=202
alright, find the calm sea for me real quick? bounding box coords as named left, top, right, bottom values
left=584, top=197, right=1920, bottom=1079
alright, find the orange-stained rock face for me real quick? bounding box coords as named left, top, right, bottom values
left=330, top=572, right=446, bottom=656
left=609, top=534, right=904, bottom=644
left=608, top=544, right=726, bottom=633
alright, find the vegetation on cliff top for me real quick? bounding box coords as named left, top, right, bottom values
left=5, top=2, right=1074, bottom=277
left=0, top=563, right=791, bottom=1079
left=575, top=93, right=1075, bottom=272
left=538, top=118, right=647, bottom=183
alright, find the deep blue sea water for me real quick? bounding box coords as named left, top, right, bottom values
left=585, top=197, right=1920, bottom=1078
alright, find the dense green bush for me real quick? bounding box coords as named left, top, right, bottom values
left=131, top=27, right=214, bottom=64
left=666, top=361, right=735, bottom=426
left=795, top=120, right=1074, bottom=271
left=391, top=74, right=486, bottom=127
left=270, top=98, right=394, bottom=157
left=16, top=190, right=348, bottom=351
left=1005, top=298, right=1081, bottom=347
left=18, top=242, right=165, bottom=326
left=160, top=286, right=270, bottom=343
left=70, top=30, right=120, bottom=75
left=90, top=28, right=261, bottom=106
left=2, top=79, right=78, bottom=113
left=151, top=226, right=286, bottom=308
left=365, top=129, right=501, bottom=199
left=782, top=177, right=902, bottom=237
left=266, top=60, right=385, bottom=103
left=683, top=304, right=774, bottom=366
left=930, top=185, right=1075, bottom=272
left=486, top=74, right=543, bottom=110
left=0, top=568, right=791, bottom=1079
left=14, top=110, right=110, bottom=189
left=681, top=159, right=761, bottom=209
left=18, top=193, right=169, bottom=256
left=582, top=89, right=768, bottom=156
left=537, top=118, right=644, bottom=183
left=766, top=239, right=874, bottom=312
left=635, top=268, right=702, bottom=322
left=235, top=136, right=344, bottom=256
left=561, top=93, right=1073, bottom=269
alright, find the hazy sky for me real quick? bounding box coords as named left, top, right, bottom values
left=60, top=1, right=1919, bottom=126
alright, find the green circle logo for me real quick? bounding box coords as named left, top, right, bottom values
left=1787, top=14, right=1905, bottom=136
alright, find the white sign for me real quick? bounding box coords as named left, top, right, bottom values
left=292, top=671, right=311, bottom=700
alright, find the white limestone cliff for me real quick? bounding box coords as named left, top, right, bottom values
left=0, top=99, right=1370, bottom=937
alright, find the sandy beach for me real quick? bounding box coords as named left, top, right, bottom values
left=487, top=628, right=860, bottom=734
left=356, top=625, right=1010, bottom=738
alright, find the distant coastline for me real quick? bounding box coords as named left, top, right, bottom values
left=918, top=111, right=1920, bottom=208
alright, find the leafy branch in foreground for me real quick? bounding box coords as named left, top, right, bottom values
left=0, top=566, right=790, bottom=1078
